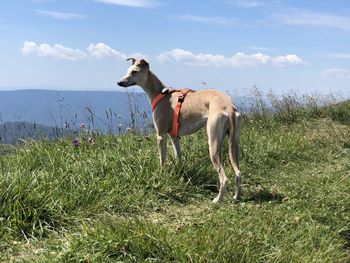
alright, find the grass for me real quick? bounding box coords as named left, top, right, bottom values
left=0, top=97, right=349, bottom=262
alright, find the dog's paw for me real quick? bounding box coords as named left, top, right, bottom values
left=233, top=194, right=241, bottom=201
left=212, top=196, right=221, bottom=203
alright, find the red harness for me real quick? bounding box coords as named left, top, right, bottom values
left=151, top=88, right=195, bottom=137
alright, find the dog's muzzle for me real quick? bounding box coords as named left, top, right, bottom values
left=117, top=79, right=136, bottom=87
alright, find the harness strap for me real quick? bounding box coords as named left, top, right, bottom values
left=151, top=89, right=176, bottom=111
left=170, top=89, right=193, bottom=137
left=151, top=88, right=195, bottom=137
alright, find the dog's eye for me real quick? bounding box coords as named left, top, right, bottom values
left=131, top=70, right=138, bottom=74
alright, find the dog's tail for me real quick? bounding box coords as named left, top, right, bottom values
left=228, top=109, right=242, bottom=199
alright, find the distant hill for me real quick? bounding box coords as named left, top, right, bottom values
left=0, top=89, right=150, bottom=133
left=0, top=121, right=72, bottom=144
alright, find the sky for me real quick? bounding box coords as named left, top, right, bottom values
left=0, top=0, right=350, bottom=97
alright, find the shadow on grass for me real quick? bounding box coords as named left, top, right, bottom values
left=152, top=164, right=218, bottom=205
left=180, top=165, right=218, bottom=192
left=340, top=230, right=350, bottom=250
left=245, top=188, right=284, bottom=203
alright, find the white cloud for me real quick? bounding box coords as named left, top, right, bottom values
left=94, top=0, right=159, bottom=8
left=87, top=43, right=127, bottom=59
left=21, top=41, right=148, bottom=61
left=322, top=68, right=350, bottom=78
left=21, top=42, right=303, bottom=68
left=157, top=48, right=305, bottom=67
left=87, top=43, right=148, bottom=60
left=36, top=9, right=85, bottom=20
left=170, top=15, right=238, bottom=26
left=277, top=11, right=350, bottom=30
left=21, top=41, right=87, bottom=60
left=21, top=41, right=37, bottom=55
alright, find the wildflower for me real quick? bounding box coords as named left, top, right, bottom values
left=72, top=138, right=80, bottom=147
left=64, top=121, right=70, bottom=128
left=80, top=122, right=85, bottom=129
left=88, top=137, right=95, bottom=144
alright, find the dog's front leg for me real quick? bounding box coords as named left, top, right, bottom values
left=157, top=134, right=167, bottom=166
left=171, top=137, right=182, bottom=164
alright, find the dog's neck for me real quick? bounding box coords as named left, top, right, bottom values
left=141, top=71, right=168, bottom=102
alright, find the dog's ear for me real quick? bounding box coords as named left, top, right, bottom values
left=139, top=59, right=149, bottom=69
left=127, top=57, right=136, bottom=65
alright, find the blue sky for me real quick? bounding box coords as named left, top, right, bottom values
left=0, top=0, right=350, bottom=97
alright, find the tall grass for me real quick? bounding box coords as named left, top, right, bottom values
left=243, top=87, right=348, bottom=125
left=0, top=91, right=151, bottom=145
left=0, top=93, right=349, bottom=262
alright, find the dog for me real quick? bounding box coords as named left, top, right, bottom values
left=117, top=58, right=241, bottom=203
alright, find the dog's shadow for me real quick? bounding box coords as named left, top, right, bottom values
left=244, top=187, right=284, bottom=203
left=180, top=164, right=219, bottom=192
left=172, top=162, right=285, bottom=204
left=340, top=230, right=350, bottom=250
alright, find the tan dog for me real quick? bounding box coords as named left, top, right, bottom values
left=117, top=58, right=242, bottom=203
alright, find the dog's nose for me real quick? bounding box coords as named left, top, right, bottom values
left=117, top=80, right=125, bottom=87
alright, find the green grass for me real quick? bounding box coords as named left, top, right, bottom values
left=0, top=100, right=349, bottom=262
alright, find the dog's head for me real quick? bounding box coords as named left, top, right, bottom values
left=117, top=58, right=149, bottom=88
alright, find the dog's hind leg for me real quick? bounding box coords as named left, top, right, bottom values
left=207, top=113, right=229, bottom=203
left=171, top=137, right=182, bottom=164
left=157, top=134, right=167, bottom=166
left=228, top=111, right=242, bottom=200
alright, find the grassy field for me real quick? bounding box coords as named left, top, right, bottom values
left=0, top=98, right=349, bottom=262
